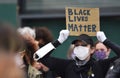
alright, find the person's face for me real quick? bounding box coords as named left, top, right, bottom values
left=74, top=40, right=94, bottom=60
left=74, top=40, right=94, bottom=53
left=72, top=40, right=94, bottom=66
left=95, top=42, right=110, bottom=57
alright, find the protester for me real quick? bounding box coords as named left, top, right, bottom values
left=35, top=27, right=62, bottom=78
left=34, top=31, right=120, bottom=78
left=18, top=26, right=62, bottom=78
left=17, top=26, right=47, bottom=78
left=67, top=41, right=111, bottom=61
left=93, top=41, right=111, bottom=60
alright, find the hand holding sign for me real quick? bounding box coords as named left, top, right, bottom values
left=58, top=30, right=70, bottom=44
left=66, top=7, right=99, bottom=36
left=96, top=31, right=107, bottom=42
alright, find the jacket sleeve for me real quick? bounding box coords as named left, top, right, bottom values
left=105, top=58, right=120, bottom=78
left=33, top=40, right=61, bottom=60
left=38, top=40, right=71, bottom=77
left=103, top=39, right=120, bottom=56
left=42, top=40, right=61, bottom=58
left=52, top=40, right=61, bottom=48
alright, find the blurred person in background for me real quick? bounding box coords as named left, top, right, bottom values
left=0, top=53, right=25, bottom=78
left=0, top=21, right=26, bottom=78
left=35, top=27, right=61, bottom=78
left=0, top=22, right=24, bottom=53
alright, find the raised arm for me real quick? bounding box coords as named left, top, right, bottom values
left=97, top=31, right=120, bottom=56
left=33, top=29, right=70, bottom=61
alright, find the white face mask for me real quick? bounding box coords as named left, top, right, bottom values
left=73, top=46, right=89, bottom=61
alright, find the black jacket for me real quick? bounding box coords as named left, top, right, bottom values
left=105, top=58, right=120, bottom=78
left=39, top=39, right=120, bottom=78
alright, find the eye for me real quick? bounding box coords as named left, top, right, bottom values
left=100, top=49, right=105, bottom=51
left=95, top=49, right=105, bottom=52
left=95, top=49, right=99, bottom=51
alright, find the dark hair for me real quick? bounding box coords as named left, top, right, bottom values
left=35, top=27, right=54, bottom=45
left=72, top=34, right=94, bottom=47
left=94, top=41, right=110, bottom=49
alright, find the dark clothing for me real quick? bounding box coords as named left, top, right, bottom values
left=43, top=71, right=58, bottom=78
left=105, top=58, right=120, bottom=78
left=39, top=39, right=120, bottom=78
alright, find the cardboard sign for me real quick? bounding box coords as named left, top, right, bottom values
left=66, top=7, right=100, bottom=36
